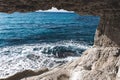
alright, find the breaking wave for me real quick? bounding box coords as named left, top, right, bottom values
left=0, top=40, right=90, bottom=78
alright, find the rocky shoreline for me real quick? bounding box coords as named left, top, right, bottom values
left=0, top=0, right=120, bottom=80
left=0, top=68, right=49, bottom=80
left=1, top=47, right=120, bottom=80
left=21, top=47, right=120, bottom=80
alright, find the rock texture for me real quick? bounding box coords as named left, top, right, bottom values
left=0, top=68, right=48, bottom=80
left=95, top=10, right=120, bottom=47
left=21, top=47, right=120, bottom=80
left=0, top=0, right=120, bottom=80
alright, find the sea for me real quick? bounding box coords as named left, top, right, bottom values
left=0, top=12, right=100, bottom=78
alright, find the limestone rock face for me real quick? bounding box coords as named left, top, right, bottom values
left=20, top=47, right=120, bottom=80
left=94, top=10, right=120, bottom=47
left=0, top=0, right=120, bottom=80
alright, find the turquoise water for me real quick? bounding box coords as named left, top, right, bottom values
left=0, top=12, right=99, bottom=47
left=0, top=12, right=100, bottom=78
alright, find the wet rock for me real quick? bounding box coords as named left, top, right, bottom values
left=55, top=52, right=74, bottom=58
left=26, top=54, right=40, bottom=61
left=33, top=47, right=42, bottom=51
left=42, top=46, right=78, bottom=58
left=0, top=68, right=48, bottom=80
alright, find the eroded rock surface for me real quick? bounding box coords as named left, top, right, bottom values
left=0, top=68, right=48, bottom=80
left=0, top=0, right=120, bottom=80
left=20, top=47, right=120, bottom=80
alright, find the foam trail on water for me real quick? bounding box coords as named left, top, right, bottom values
left=0, top=41, right=90, bottom=78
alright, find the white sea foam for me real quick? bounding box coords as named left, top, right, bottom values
left=0, top=41, right=90, bottom=78
left=36, top=7, right=74, bottom=13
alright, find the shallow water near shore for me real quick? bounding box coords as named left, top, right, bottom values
left=0, top=12, right=100, bottom=78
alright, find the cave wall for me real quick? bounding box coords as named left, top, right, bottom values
left=95, top=10, right=120, bottom=47
left=0, top=0, right=120, bottom=47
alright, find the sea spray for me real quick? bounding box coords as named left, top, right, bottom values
left=0, top=12, right=99, bottom=78
left=0, top=41, right=90, bottom=78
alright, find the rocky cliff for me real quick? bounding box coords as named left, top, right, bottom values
left=0, top=0, right=120, bottom=80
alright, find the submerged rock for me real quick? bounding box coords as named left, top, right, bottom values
left=27, top=54, right=40, bottom=61
left=42, top=46, right=82, bottom=58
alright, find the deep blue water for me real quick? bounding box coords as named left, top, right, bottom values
left=0, top=12, right=99, bottom=47
left=0, top=12, right=100, bottom=77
